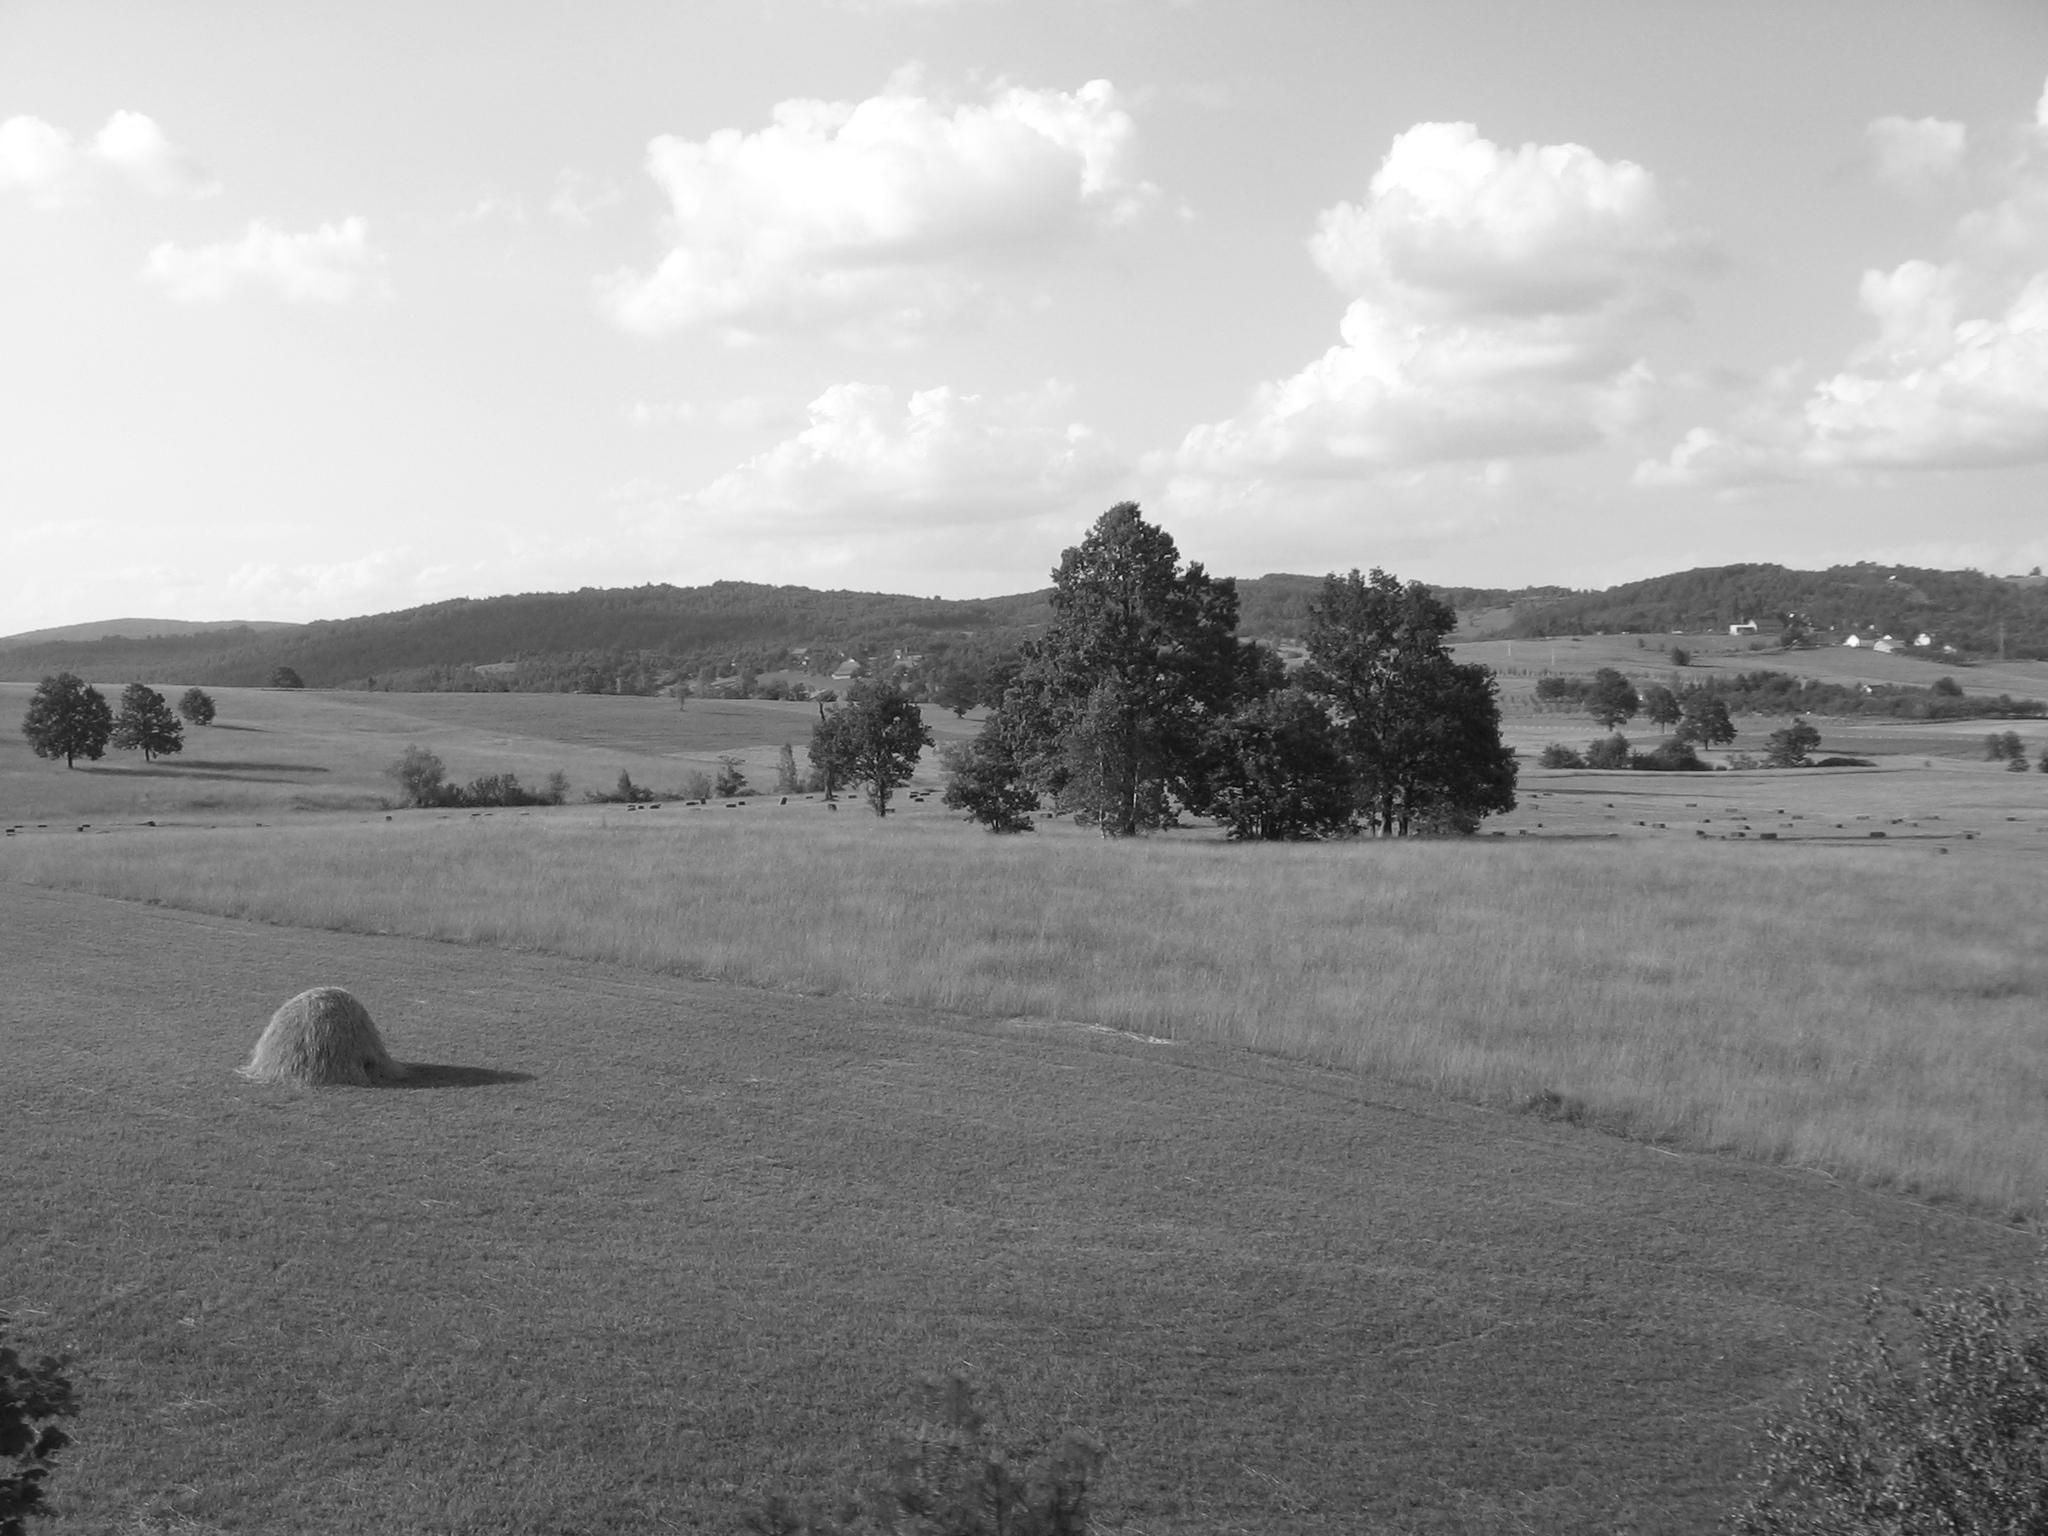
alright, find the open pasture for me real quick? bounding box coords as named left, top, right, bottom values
left=4, top=881, right=2037, bottom=1535
left=1459, top=629, right=2048, bottom=695
left=0, top=683, right=979, bottom=825
left=8, top=748, right=2047, bottom=1221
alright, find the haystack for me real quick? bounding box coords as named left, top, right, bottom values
left=240, top=987, right=407, bottom=1086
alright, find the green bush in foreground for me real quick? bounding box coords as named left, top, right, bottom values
left=0, top=1324, right=78, bottom=1536
left=750, top=1378, right=1104, bottom=1536
left=1732, top=1267, right=2048, bottom=1535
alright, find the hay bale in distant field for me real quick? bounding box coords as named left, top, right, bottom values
left=239, top=987, right=407, bottom=1086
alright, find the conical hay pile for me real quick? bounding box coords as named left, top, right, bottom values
left=240, top=986, right=408, bottom=1086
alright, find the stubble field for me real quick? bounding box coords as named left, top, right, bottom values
left=3, top=677, right=2045, bottom=1533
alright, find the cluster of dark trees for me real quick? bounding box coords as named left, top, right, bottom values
left=938, top=504, right=1517, bottom=839
left=1984, top=732, right=2048, bottom=773
left=384, top=746, right=569, bottom=809
left=19, top=675, right=217, bottom=768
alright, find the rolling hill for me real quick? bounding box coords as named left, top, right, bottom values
left=3, top=563, right=2041, bottom=693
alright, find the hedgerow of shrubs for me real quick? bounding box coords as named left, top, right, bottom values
left=385, top=746, right=569, bottom=808
left=1730, top=1264, right=2048, bottom=1534
left=749, top=1378, right=1103, bottom=1536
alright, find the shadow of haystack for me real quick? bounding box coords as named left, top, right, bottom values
left=240, top=988, right=529, bottom=1090
left=379, top=1063, right=534, bottom=1090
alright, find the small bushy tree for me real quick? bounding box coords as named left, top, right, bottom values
left=941, top=731, right=1039, bottom=833
left=775, top=743, right=801, bottom=795
left=1670, top=645, right=1691, bottom=667
left=1584, top=733, right=1631, bottom=769
left=21, top=674, right=112, bottom=769
left=1538, top=743, right=1586, bottom=769
left=0, top=1321, right=78, bottom=1536
left=1765, top=717, right=1821, bottom=768
left=1985, top=730, right=2025, bottom=763
left=176, top=687, right=216, bottom=727
left=110, top=683, right=184, bottom=763
left=269, top=666, right=304, bottom=689
left=714, top=755, right=749, bottom=797
left=387, top=745, right=447, bottom=807
left=1731, top=1269, right=2048, bottom=1535
left=750, top=1377, right=1104, bottom=1536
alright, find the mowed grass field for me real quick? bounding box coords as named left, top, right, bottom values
left=5, top=883, right=2038, bottom=1535
left=4, top=682, right=2046, bottom=1531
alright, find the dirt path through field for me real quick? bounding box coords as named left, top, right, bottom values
left=3, top=882, right=2034, bottom=1534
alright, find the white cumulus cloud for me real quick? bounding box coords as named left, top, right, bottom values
left=1648, top=76, right=2048, bottom=485
left=1169, top=122, right=1702, bottom=487
left=142, top=217, right=390, bottom=303
left=687, top=380, right=1119, bottom=527
left=1309, top=121, right=1699, bottom=322
left=0, top=111, right=214, bottom=205
left=600, top=75, right=1154, bottom=343
left=1800, top=264, right=2048, bottom=470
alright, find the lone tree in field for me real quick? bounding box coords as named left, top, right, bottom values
left=386, top=745, right=447, bottom=807
left=1765, top=717, right=1821, bottom=768
left=110, top=683, right=184, bottom=763
left=269, top=666, right=304, bottom=689
left=1584, top=668, right=1640, bottom=731
left=20, top=673, right=113, bottom=769
left=816, top=679, right=934, bottom=816
left=1640, top=682, right=1680, bottom=733
left=1001, top=502, right=1241, bottom=836
left=1675, top=689, right=1737, bottom=750
left=1299, top=569, right=1517, bottom=836
left=176, top=687, right=216, bottom=727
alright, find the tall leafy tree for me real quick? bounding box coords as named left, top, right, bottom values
left=817, top=679, right=934, bottom=816
left=1676, top=688, right=1737, bottom=749
left=1584, top=668, right=1640, bottom=731
left=1300, top=570, right=1517, bottom=836
left=1640, top=683, right=1680, bottom=733
left=20, top=673, right=113, bottom=769
left=110, top=683, right=184, bottom=763
left=1005, top=502, right=1242, bottom=837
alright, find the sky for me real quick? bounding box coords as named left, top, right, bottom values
left=6, top=0, right=2048, bottom=634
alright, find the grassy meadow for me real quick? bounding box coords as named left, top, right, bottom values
left=5, top=679, right=2047, bottom=1531
left=6, top=882, right=2039, bottom=1535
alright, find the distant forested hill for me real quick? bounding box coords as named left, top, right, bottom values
left=11, top=562, right=2032, bottom=694
left=0, top=583, right=1056, bottom=690
left=0, top=617, right=299, bottom=650
left=1505, top=564, right=2048, bottom=658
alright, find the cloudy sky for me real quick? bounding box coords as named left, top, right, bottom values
left=6, top=0, right=2048, bottom=632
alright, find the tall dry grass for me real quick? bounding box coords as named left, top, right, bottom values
left=6, top=813, right=2043, bottom=1218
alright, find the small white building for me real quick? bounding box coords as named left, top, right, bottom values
left=1728, top=620, right=1759, bottom=635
